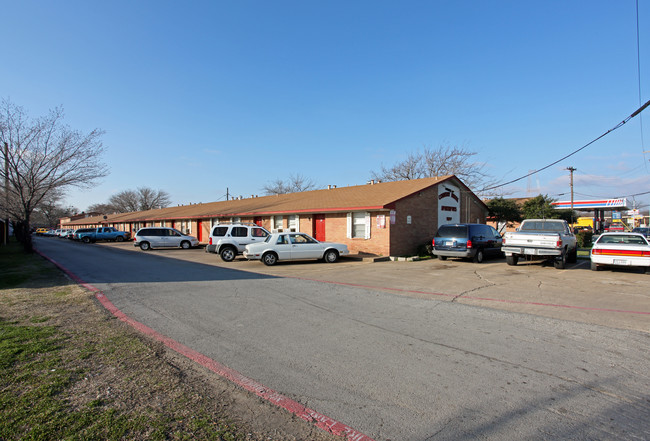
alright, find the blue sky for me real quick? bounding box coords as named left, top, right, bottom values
left=2, top=1, right=649, bottom=212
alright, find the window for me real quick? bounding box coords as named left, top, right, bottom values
left=179, top=220, right=191, bottom=234
left=288, top=215, right=299, bottom=231
left=289, top=233, right=316, bottom=244
left=212, top=226, right=228, bottom=237
left=232, top=227, right=248, bottom=237
left=272, top=215, right=283, bottom=230
left=347, top=212, right=370, bottom=239
left=252, top=227, right=268, bottom=238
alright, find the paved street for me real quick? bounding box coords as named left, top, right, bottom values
left=35, top=237, right=650, bottom=441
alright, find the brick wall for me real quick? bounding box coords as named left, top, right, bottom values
left=389, top=186, right=439, bottom=256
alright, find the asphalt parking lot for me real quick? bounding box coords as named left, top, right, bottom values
left=96, top=241, right=650, bottom=333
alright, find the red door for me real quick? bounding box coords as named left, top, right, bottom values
left=197, top=220, right=203, bottom=242
left=254, top=217, right=263, bottom=227
left=313, top=214, right=326, bottom=241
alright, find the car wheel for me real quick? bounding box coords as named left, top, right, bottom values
left=438, top=256, right=447, bottom=261
left=82, top=236, right=90, bottom=244
left=554, top=252, right=567, bottom=269
left=180, top=241, right=191, bottom=250
left=472, top=249, right=484, bottom=263
left=590, top=261, right=601, bottom=271
left=323, top=249, right=338, bottom=263
left=262, top=252, right=278, bottom=266
left=140, top=242, right=151, bottom=251
left=506, top=255, right=518, bottom=266
left=116, top=236, right=124, bottom=242
left=220, top=247, right=236, bottom=262
left=567, top=247, right=578, bottom=263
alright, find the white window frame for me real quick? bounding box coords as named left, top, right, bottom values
left=272, top=215, right=284, bottom=231
left=288, top=214, right=299, bottom=231
left=181, top=220, right=191, bottom=234
left=347, top=212, right=370, bottom=239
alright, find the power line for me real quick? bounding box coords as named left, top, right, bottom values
left=480, top=99, right=650, bottom=193
left=636, top=0, right=648, bottom=171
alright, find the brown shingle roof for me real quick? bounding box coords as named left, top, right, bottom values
left=67, top=176, right=482, bottom=225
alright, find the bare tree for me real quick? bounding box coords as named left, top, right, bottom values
left=95, top=187, right=172, bottom=213
left=87, top=203, right=116, bottom=214
left=371, top=152, right=423, bottom=182
left=371, top=144, right=496, bottom=196
left=421, top=145, right=492, bottom=191
left=108, top=190, right=140, bottom=212
left=0, top=99, right=108, bottom=250
left=30, top=188, right=79, bottom=227
left=262, top=174, right=317, bottom=195
left=136, top=187, right=171, bottom=211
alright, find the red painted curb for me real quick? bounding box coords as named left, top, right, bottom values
left=35, top=249, right=375, bottom=441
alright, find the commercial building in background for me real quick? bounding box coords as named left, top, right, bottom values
left=552, top=199, right=648, bottom=232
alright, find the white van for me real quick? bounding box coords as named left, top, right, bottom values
left=134, top=227, right=199, bottom=251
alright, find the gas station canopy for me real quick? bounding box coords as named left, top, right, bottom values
left=551, top=199, right=630, bottom=210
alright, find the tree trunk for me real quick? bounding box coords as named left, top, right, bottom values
left=15, top=217, right=33, bottom=253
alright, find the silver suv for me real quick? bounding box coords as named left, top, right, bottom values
left=134, top=227, right=199, bottom=251
left=205, top=223, right=270, bottom=261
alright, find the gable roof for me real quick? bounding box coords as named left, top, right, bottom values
left=66, top=176, right=486, bottom=225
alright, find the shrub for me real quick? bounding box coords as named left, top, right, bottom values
left=417, top=242, right=433, bottom=257
left=576, top=231, right=593, bottom=248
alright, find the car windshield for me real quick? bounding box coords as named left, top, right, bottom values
left=436, top=225, right=467, bottom=238
left=520, top=221, right=565, bottom=233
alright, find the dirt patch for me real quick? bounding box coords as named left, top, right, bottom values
left=1, top=256, right=344, bottom=441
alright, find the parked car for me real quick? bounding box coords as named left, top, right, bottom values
left=502, top=219, right=577, bottom=269
left=432, top=223, right=503, bottom=263
left=632, top=227, right=650, bottom=238
left=35, top=228, right=49, bottom=235
left=134, top=227, right=199, bottom=251
left=243, top=232, right=349, bottom=266
left=72, top=228, right=97, bottom=240
left=205, top=223, right=270, bottom=262
left=57, top=228, right=74, bottom=238
left=76, top=227, right=131, bottom=243
left=590, top=232, right=650, bottom=273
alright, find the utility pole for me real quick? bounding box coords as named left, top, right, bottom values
left=3, top=141, right=9, bottom=245
left=566, top=167, right=577, bottom=226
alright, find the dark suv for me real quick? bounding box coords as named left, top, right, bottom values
left=432, top=223, right=503, bottom=263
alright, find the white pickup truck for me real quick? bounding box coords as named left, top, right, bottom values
left=502, top=219, right=577, bottom=269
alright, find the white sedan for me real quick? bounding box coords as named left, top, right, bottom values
left=243, top=232, right=349, bottom=266
left=590, top=232, right=650, bottom=273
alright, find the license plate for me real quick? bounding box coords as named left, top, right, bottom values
left=613, top=259, right=629, bottom=265
left=524, top=248, right=536, bottom=255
